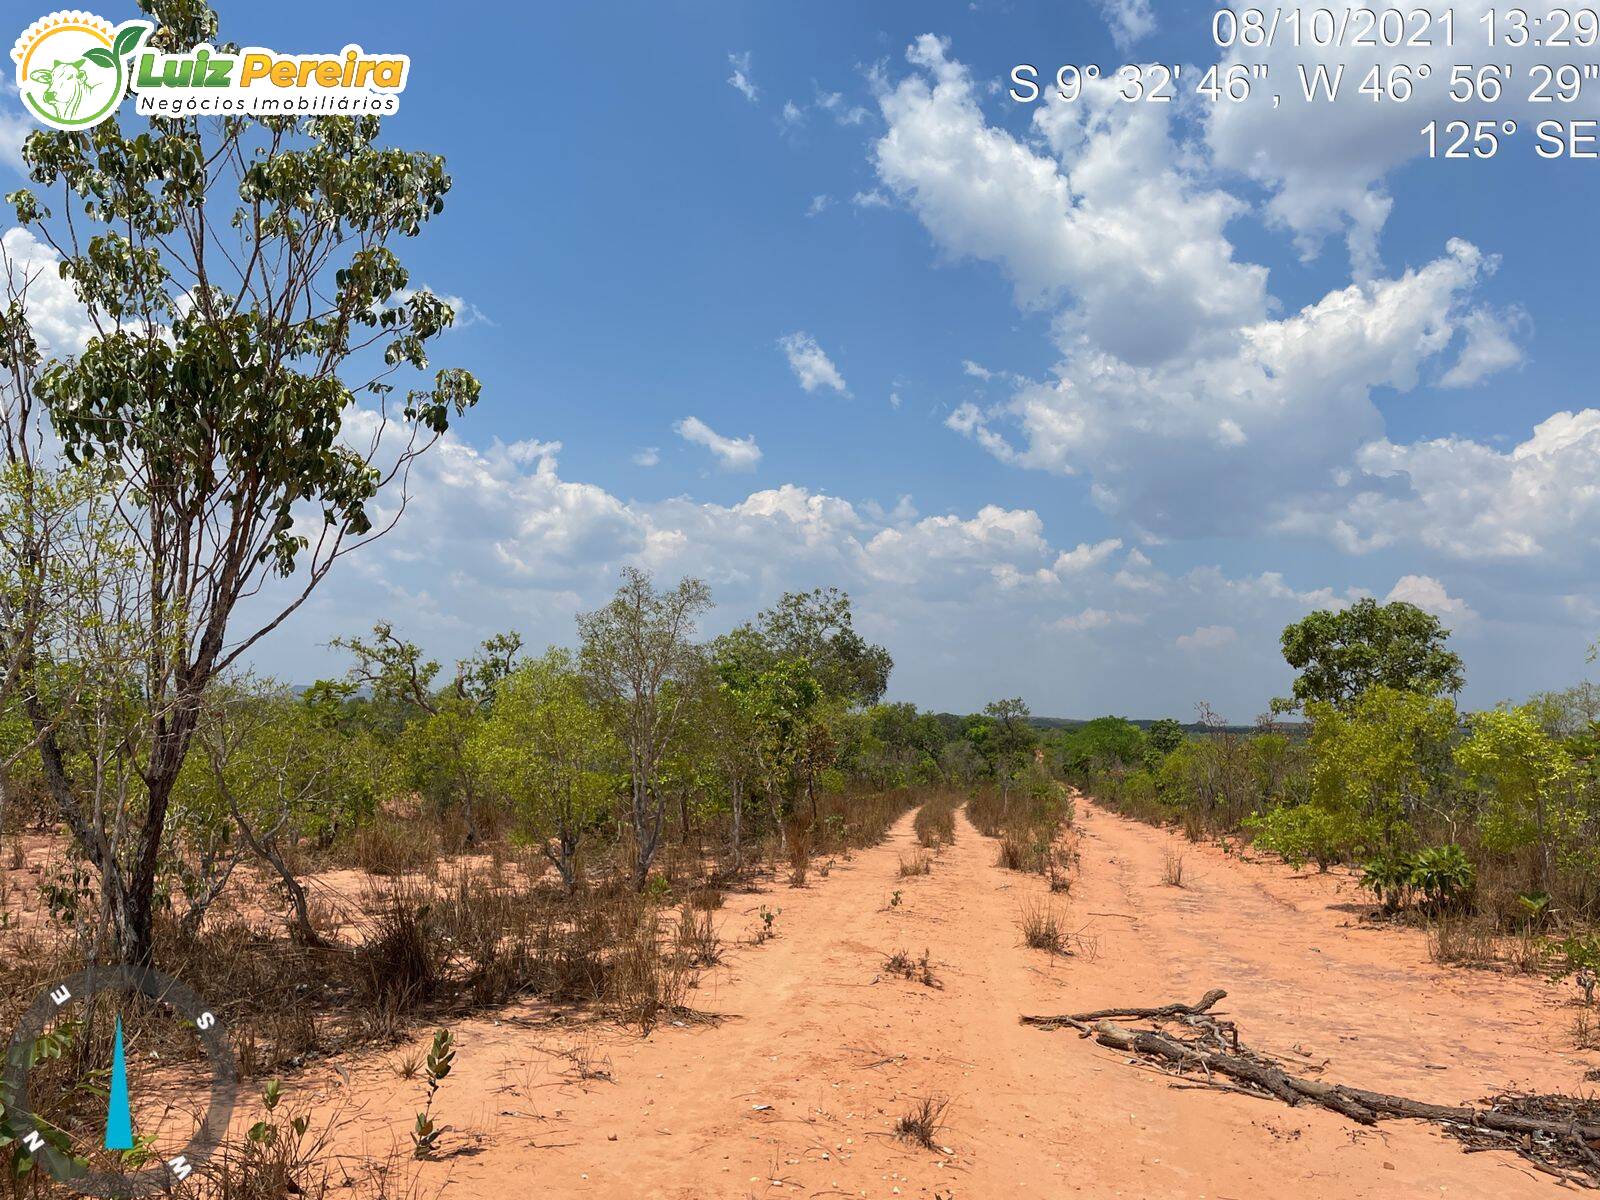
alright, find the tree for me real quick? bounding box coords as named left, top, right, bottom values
left=333, top=624, right=520, bottom=845
left=1146, top=718, right=1185, bottom=757
left=578, top=569, right=712, bottom=890
left=693, top=672, right=762, bottom=871
left=710, top=628, right=820, bottom=851
left=474, top=649, right=616, bottom=890
left=1275, top=599, right=1464, bottom=712
left=750, top=588, right=892, bottom=707
left=5, top=0, right=477, bottom=964
left=1309, top=686, right=1457, bottom=848
left=1457, top=705, right=1576, bottom=891
left=1056, top=716, right=1143, bottom=779
left=185, top=678, right=381, bottom=944
left=973, top=698, right=1037, bottom=802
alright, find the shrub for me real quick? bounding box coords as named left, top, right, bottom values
left=913, top=793, right=958, bottom=848
left=1160, top=849, right=1186, bottom=888
left=1244, top=803, right=1362, bottom=871
left=884, top=948, right=939, bottom=987
left=1018, top=900, right=1066, bottom=953
left=894, top=1095, right=950, bottom=1150
left=1410, top=843, right=1475, bottom=911
left=1360, top=851, right=1415, bottom=914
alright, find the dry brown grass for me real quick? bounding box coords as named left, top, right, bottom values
left=913, top=793, right=960, bottom=849
left=899, top=850, right=933, bottom=877
left=1428, top=914, right=1500, bottom=968
left=894, top=1094, right=951, bottom=1150
left=884, top=947, right=941, bottom=988
left=674, top=905, right=722, bottom=968
left=1018, top=899, right=1068, bottom=954
left=1161, top=848, right=1187, bottom=888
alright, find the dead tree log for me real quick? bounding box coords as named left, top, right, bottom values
left=1022, top=989, right=1600, bottom=1184
left=1020, top=988, right=1228, bottom=1031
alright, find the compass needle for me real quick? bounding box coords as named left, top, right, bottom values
left=104, top=1016, right=133, bottom=1152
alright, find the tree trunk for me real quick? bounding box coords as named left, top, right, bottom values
left=631, top=774, right=664, bottom=891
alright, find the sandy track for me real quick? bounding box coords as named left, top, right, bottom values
left=299, top=802, right=1595, bottom=1198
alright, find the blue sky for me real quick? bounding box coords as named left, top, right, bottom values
left=6, top=0, right=1599, bottom=720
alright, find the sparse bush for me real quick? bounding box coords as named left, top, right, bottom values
left=1410, top=843, right=1475, bottom=911
left=899, top=850, right=932, bottom=877
left=894, top=1095, right=950, bottom=1150
left=884, top=947, right=940, bottom=987
left=1361, top=851, right=1415, bottom=914
left=913, top=793, right=958, bottom=848
left=1161, top=848, right=1186, bottom=888
left=674, top=905, right=721, bottom=967
left=1019, top=899, right=1067, bottom=954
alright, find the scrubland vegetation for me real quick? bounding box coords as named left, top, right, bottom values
left=1066, top=597, right=1600, bottom=987
left=0, top=4, right=1591, bottom=1194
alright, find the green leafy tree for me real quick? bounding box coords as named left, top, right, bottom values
left=1312, top=687, right=1456, bottom=844
left=749, top=587, right=892, bottom=707
left=1457, top=704, right=1577, bottom=891
left=474, top=649, right=617, bottom=890
left=1056, top=716, right=1143, bottom=779
left=711, top=628, right=822, bottom=850
left=333, top=624, right=520, bottom=845
left=5, top=0, right=477, bottom=963
left=1275, top=599, right=1464, bottom=712
left=1145, top=717, right=1185, bottom=757
left=970, top=698, right=1037, bottom=802
left=579, top=569, right=712, bottom=890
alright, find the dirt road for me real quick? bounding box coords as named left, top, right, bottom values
left=304, top=801, right=1596, bottom=1198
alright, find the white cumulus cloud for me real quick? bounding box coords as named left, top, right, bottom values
left=779, top=331, right=850, bottom=395
left=674, top=416, right=762, bottom=472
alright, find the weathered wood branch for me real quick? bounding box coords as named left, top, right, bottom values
left=1022, top=988, right=1600, bottom=1185
left=1019, top=987, right=1229, bottom=1032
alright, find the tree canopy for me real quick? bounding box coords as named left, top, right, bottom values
left=1276, top=598, right=1465, bottom=712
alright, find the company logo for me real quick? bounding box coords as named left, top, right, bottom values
left=12, top=9, right=411, bottom=131
left=11, top=11, right=149, bottom=130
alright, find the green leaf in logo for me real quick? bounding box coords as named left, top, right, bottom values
left=112, top=24, right=149, bottom=60
left=83, top=47, right=115, bottom=69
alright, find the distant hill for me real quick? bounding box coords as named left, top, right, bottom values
left=1027, top=716, right=1306, bottom=737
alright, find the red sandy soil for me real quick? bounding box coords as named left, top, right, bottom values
left=268, top=800, right=1596, bottom=1199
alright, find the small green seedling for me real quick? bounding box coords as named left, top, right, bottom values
left=412, top=1028, right=455, bottom=1159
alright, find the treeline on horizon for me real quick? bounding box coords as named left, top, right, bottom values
left=1061, top=597, right=1600, bottom=984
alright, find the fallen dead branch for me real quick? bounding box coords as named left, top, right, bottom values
left=1021, top=988, right=1600, bottom=1188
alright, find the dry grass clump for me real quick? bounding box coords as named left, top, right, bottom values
left=674, top=905, right=722, bottom=968
left=894, top=1094, right=951, bottom=1150
left=1161, top=848, right=1187, bottom=888
left=810, top=788, right=921, bottom=856
left=884, top=947, right=941, bottom=988
left=688, top=886, right=725, bottom=911
left=971, top=783, right=1077, bottom=891
left=899, top=850, right=933, bottom=877
left=996, top=834, right=1042, bottom=873
left=1018, top=899, right=1068, bottom=954
left=787, top=821, right=813, bottom=887
left=344, top=817, right=441, bottom=877
left=359, top=897, right=441, bottom=1010
left=913, top=793, right=960, bottom=849
left=605, top=902, right=692, bottom=1030
left=1575, top=1005, right=1600, bottom=1051
left=1428, top=913, right=1500, bottom=969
